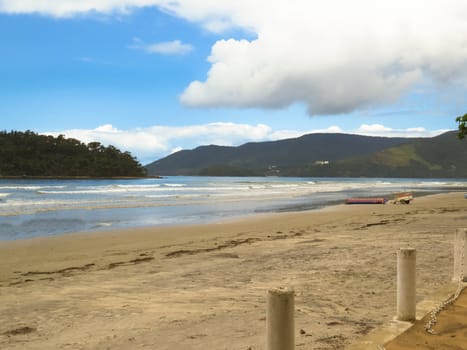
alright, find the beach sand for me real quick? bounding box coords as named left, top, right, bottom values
left=0, top=192, right=466, bottom=349
left=384, top=288, right=467, bottom=350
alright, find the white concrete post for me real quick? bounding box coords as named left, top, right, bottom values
left=267, top=287, right=294, bottom=350
left=397, top=248, right=416, bottom=321
left=453, top=228, right=467, bottom=282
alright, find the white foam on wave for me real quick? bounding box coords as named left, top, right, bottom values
left=144, top=194, right=176, bottom=198
left=37, top=189, right=105, bottom=195
left=95, top=222, right=113, bottom=227
left=38, top=185, right=162, bottom=195
left=268, top=184, right=302, bottom=189
left=114, top=184, right=161, bottom=189
left=0, top=185, right=42, bottom=191
left=0, top=185, right=67, bottom=191
left=417, top=181, right=446, bottom=186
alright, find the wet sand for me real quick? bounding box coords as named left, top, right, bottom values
left=1, top=192, right=466, bottom=349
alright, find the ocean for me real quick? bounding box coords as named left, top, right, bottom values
left=1, top=176, right=466, bottom=241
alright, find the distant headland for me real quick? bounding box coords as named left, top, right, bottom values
left=0, top=131, right=147, bottom=178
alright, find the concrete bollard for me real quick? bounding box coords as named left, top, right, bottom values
left=397, top=248, right=416, bottom=321
left=453, top=228, right=467, bottom=282
left=267, top=287, right=294, bottom=350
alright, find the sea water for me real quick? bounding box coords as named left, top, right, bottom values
left=0, top=176, right=466, bottom=240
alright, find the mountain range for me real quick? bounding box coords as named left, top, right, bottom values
left=145, top=131, right=467, bottom=178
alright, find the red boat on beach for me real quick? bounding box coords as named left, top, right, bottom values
left=345, top=197, right=387, bottom=204
left=393, top=192, right=413, bottom=204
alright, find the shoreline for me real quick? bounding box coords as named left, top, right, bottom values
left=2, top=176, right=466, bottom=242
left=1, top=192, right=466, bottom=349
left=2, top=187, right=464, bottom=242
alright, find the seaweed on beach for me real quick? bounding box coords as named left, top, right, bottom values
left=3, top=326, right=36, bottom=336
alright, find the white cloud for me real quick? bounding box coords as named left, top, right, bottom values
left=42, top=122, right=448, bottom=164
left=43, top=123, right=275, bottom=164
left=3, top=1, right=467, bottom=115
left=176, top=0, right=467, bottom=115
left=170, top=146, right=183, bottom=154
left=129, top=38, right=193, bottom=55
left=45, top=124, right=168, bottom=162
left=352, top=124, right=449, bottom=138
left=0, top=0, right=156, bottom=17
left=358, top=124, right=392, bottom=133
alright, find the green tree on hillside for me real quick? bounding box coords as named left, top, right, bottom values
left=457, top=113, right=467, bottom=139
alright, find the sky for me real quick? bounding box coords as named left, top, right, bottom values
left=1, top=0, right=466, bottom=164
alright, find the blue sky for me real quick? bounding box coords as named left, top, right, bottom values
left=1, top=1, right=466, bottom=164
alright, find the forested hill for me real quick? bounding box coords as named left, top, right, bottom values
left=146, top=133, right=409, bottom=176
left=0, top=131, right=146, bottom=177
left=146, top=131, right=467, bottom=178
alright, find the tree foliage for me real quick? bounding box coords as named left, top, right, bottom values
left=0, top=130, right=147, bottom=177
left=456, top=113, right=467, bottom=139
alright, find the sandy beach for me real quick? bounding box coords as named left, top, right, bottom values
left=1, top=192, right=466, bottom=349
left=385, top=288, right=467, bottom=350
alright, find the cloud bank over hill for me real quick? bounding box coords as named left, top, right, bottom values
left=2, top=0, right=467, bottom=116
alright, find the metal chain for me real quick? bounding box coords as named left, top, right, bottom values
left=424, top=229, right=466, bottom=334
